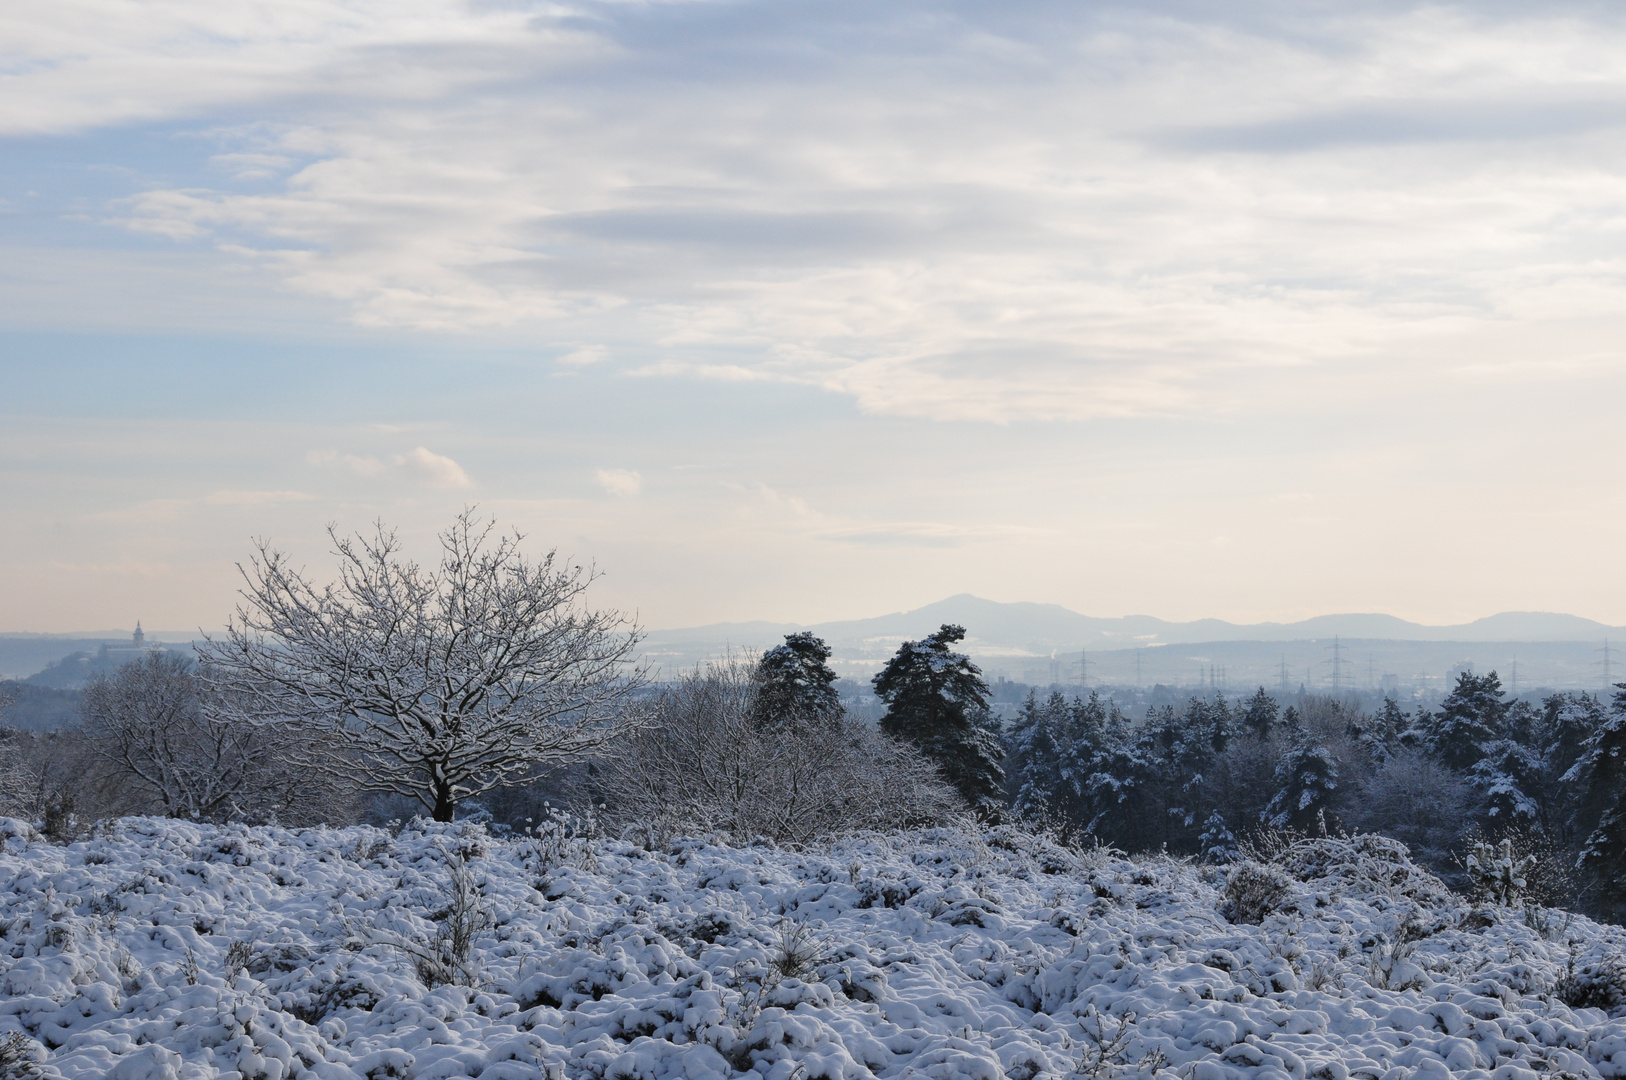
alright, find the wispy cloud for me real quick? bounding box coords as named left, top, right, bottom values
left=307, top=447, right=471, bottom=488
left=595, top=468, right=642, bottom=497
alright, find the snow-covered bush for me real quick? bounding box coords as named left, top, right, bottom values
left=596, top=658, right=961, bottom=844
left=1466, top=838, right=1536, bottom=907
left=0, top=1032, right=46, bottom=1080
left=1276, top=833, right=1453, bottom=905
left=1558, top=952, right=1626, bottom=1012
left=1222, top=860, right=1294, bottom=923
left=374, top=855, right=493, bottom=988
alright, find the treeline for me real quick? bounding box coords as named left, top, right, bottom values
left=1004, top=672, right=1626, bottom=921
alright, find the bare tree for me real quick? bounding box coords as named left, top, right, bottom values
left=199, top=510, right=646, bottom=821
left=80, top=650, right=348, bottom=824
left=596, top=657, right=962, bottom=844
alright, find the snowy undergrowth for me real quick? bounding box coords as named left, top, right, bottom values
left=3, top=818, right=1626, bottom=1080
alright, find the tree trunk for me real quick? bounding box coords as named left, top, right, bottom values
left=432, top=783, right=456, bottom=822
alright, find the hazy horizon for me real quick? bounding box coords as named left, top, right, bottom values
left=8, top=1, right=1626, bottom=631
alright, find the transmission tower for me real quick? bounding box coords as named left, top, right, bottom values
left=1601, top=640, right=1619, bottom=686
left=1278, top=654, right=1291, bottom=696
left=1135, top=649, right=1142, bottom=688
left=1078, top=650, right=1089, bottom=687
left=1323, top=635, right=1347, bottom=690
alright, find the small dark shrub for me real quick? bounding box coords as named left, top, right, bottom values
left=1222, top=861, right=1293, bottom=924
left=1557, top=953, right=1626, bottom=1013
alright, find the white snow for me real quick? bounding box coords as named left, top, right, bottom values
left=3, top=815, right=1626, bottom=1080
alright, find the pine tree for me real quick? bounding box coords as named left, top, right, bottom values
left=1187, top=695, right=1235, bottom=754
left=1468, top=739, right=1543, bottom=824
left=754, top=632, right=842, bottom=730
left=1374, top=696, right=1409, bottom=744
left=1242, top=688, right=1278, bottom=739
left=1536, top=691, right=1606, bottom=842
left=1082, top=721, right=1161, bottom=848
left=873, top=624, right=1004, bottom=816
left=1138, top=701, right=1215, bottom=841
left=1545, top=692, right=1606, bottom=788
left=1004, top=690, right=1062, bottom=820
left=1569, top=684, right=1626, bottom=915
left=1264, top=741, right=1338, bottom=831
left=1579, top=795, right=1626, bottom=924
left=1198, top=810, right=1238, bottom=864
left=1426, top=670, right=1511, bottom=770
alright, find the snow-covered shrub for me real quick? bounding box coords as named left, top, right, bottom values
left=596, top=658, right=961, bottom=844
left=522, top=805, right=600, bottom=875
left=1466, top=838, right=1535, bottom=906
left=1068, top=1006, right=1139, bottom=1079
left=1222, top=860, right=1293, bottom=923
left=766, top=919, right=825, bottom=982
left=1557, top=952, right=1626, bottom=1013
left=1276, top=833, right=1452, bottom=905
left=1366, top=913, right=1432, bottom=991
left=375, top=854, right=493, bottom=988
left=0, top=1033, right=46, bottom=1080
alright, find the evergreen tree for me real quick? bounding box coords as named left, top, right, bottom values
left=1426, top=670, right=1511, bottom=770
left=1137, top=701, right=1216, bottom=841
left=1198, top=810, right=1238, bottom=864
left=1569, top=685, right=1626, bottom=914
left=1187, top=695, right=1235, bottom=754
left=1468, top=739, right=1543, bottom=824
left=1544, top=692, right=1606, bottom=782
left=1537, top=691, right=1606, bottom=842
left=1374, top=697, right=1409, bottom=745
left=1081, top=718, right=1161, bottom=848
left=1006, top=690, right=1117, bottom=832
left=1004, top=690, right=1063, bottom=820
left=1579, top=793, right=1626, bottom=924
left=754, top=632, right=842, bottom=730
left=1264, top=741, right=1338, bottom=831
left=1242, top=688, right=1278, bottom=739
left=873, top=624, right=1004, bottom=816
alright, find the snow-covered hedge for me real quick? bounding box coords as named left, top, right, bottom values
left=3, top=816, right=1626, bottom=1080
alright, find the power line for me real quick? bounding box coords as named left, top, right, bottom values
left=1323, top=635, right=1347, bottom=690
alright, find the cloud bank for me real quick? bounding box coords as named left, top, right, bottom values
left=12, top=2, right=1626, bottom=423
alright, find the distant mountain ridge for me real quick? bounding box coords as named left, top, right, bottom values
left=644, top=594, right=1626, bottom=662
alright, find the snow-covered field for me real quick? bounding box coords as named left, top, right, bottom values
left=3, top=816, right=1626, bottom=1080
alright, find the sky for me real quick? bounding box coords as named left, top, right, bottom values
left=4, top=0, right=1626, bottom=634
